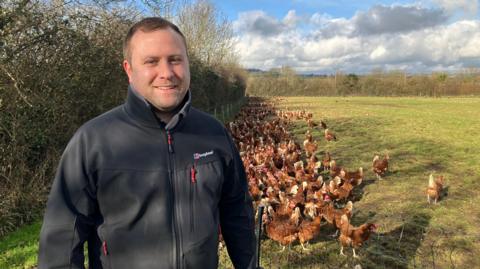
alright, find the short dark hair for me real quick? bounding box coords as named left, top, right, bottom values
left=123, top=17, right=187, bottom=62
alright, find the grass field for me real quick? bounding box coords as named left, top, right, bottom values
left=220, top=96, right=480, bottom=268
left=2, top=96, right=480, bottom=269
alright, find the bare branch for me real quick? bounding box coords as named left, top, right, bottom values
left=0, top=65, right=33, bottom=107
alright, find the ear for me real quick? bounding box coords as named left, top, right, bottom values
left=123, top=59, right=133, bottom=83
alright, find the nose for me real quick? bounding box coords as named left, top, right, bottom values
left=157, top=60, right=174, bottom=80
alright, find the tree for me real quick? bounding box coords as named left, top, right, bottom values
left=176, top=0, right=236, bottom=67
left=338, top=73, right=359, bottom=95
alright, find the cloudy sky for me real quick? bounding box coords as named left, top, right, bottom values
left=211, top=0, right=480, bottom=74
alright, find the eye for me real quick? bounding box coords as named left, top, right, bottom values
left=170, top=57, right=182, bottom=64
left=144, top=59, right=158, bottom=65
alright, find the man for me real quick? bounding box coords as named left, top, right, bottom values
left=38, top=17, right=255, bottom=269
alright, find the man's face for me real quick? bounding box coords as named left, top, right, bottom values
left=123, top=28, right=190, bottom=113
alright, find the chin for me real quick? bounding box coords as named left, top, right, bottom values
left=154, top=102, right=180, bottom=112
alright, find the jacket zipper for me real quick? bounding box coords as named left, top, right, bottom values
left=166, top=130, right=181, bottom=269
left=167, top=132, right=174, bottom=153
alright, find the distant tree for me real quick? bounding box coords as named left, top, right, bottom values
left=338, top=73, right=359, bottom=95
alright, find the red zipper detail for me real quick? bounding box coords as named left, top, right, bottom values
left=191, top=167, right=196, bottom=183
left=167, top=132, right=174, bottom=153
left=102, top=241, right=108, bottom=255
left=191, top=154, right=200, bottom=183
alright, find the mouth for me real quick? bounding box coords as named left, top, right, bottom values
left=153, top=85, right=177, bottom=90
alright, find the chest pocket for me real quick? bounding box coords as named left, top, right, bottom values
left=183, top=157, right=224, bottom=247
left=192, top=158, right=224, bottom=200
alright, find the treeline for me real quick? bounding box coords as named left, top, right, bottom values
left=0, top=0, right=245, bottom=236
left=247, top=67, right=480, bottom=96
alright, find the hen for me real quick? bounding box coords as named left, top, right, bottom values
left=303, top=132, right=318, bottom=158
left=329, top=160, right=342, bottom=178
left=305, top=155, right=321, bottom=176
left=329, top=177, right=354, bottom=202
left=339, top=214, right=378, bottom=258
left=340, top=167, right=363, bottom=186
left=320, top=120, right=327, bottom=130
left=324, top=128, right=337, bottom=141
left=426, top=174, right=445, bottom=204
left=297, top=215, right=322, bottom=250
left=372, top=153, right=389, bottom=180
left=321, top=152, right=331, bottom=172
left=321, top=201, right=353, bottom=236
left=265, top=206, right=301, bottom=251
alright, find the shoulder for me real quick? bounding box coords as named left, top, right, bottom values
left=62, top=105, right=126, bottom=166
left=184, top=107, right=238, bottom=157
left=186, top=107, right=228, bottom=134
left=73, top=105, right=125, bottom=140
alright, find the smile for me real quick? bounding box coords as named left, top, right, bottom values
left=154, top=85, right=177, bottom=90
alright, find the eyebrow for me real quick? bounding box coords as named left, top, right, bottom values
left=142, top=54, right=184, bottom=60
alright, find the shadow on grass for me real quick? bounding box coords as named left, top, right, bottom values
left=440, top=186, right=449, bottom=202
left=291, top=211, right=431, bottom=269
left=349, top=177, right=377, bottom=203
left=256, top=210, right=431, bottom=269
left=358, top=212, right=431, bottom=269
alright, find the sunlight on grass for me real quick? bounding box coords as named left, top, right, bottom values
left=0, top=221, right=40, bottom=269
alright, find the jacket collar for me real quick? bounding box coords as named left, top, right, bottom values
left=124, top=85, right=191, bottom=130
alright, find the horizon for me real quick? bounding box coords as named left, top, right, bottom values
left=244, top=66, right=480, bottom=76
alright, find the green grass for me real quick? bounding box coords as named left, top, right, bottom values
left=3, top=96, right=480, bottom=268
left=0, top=221, right=40, bottom=269
left=220, top=96, right=480, bottom=269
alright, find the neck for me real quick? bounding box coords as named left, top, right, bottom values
left=154, top=110, right=174, bottom=124
left=151, top=91, right=189, bottom=124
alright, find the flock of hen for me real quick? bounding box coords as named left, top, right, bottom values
left=225, top=98, right=446, bottom=259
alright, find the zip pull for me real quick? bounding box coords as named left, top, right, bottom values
left=191, top=167, right=196, bottom=183
left=191, top=153, right=200, bottom=183
left=102, top=241, right=108, bottom=256
left=167, top=131, right=174, bottom=153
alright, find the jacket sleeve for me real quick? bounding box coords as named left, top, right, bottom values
left=219, top=132, right=256, bottom=269
left=38, top=130, right=99, bottom=269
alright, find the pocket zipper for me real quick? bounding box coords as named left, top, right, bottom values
left=190, top=154, right=201, bottom=231
left=102, top=241, right=108, bottom=256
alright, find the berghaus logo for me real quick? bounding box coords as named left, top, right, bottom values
left=193, top=150, right=214, bottom=160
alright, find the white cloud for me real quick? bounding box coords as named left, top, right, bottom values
left=310, top=12, right=333, bottom=26
left=283, top=10, right=300, bottom=27
left=312, top=17, right=355, bottom=38
left=298, top=36, right=362, bottom=60
left=308, top=4, right=449, bottom=38
left=370, top=46, right=387, bottom=60
left=432, top=0, right=478, bottom=16
left=352, top=5, right=449, bottom=35
left=233, top=5, right=480, bottom=73
left=233, top=10, right=294, bottom=37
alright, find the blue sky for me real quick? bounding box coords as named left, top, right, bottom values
left=206, top=0, right=480, bottom=74
left=213, top=0, right=406, bottom=21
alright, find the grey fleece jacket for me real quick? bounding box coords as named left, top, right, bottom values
left=38, top=86, right=255, bottom=269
